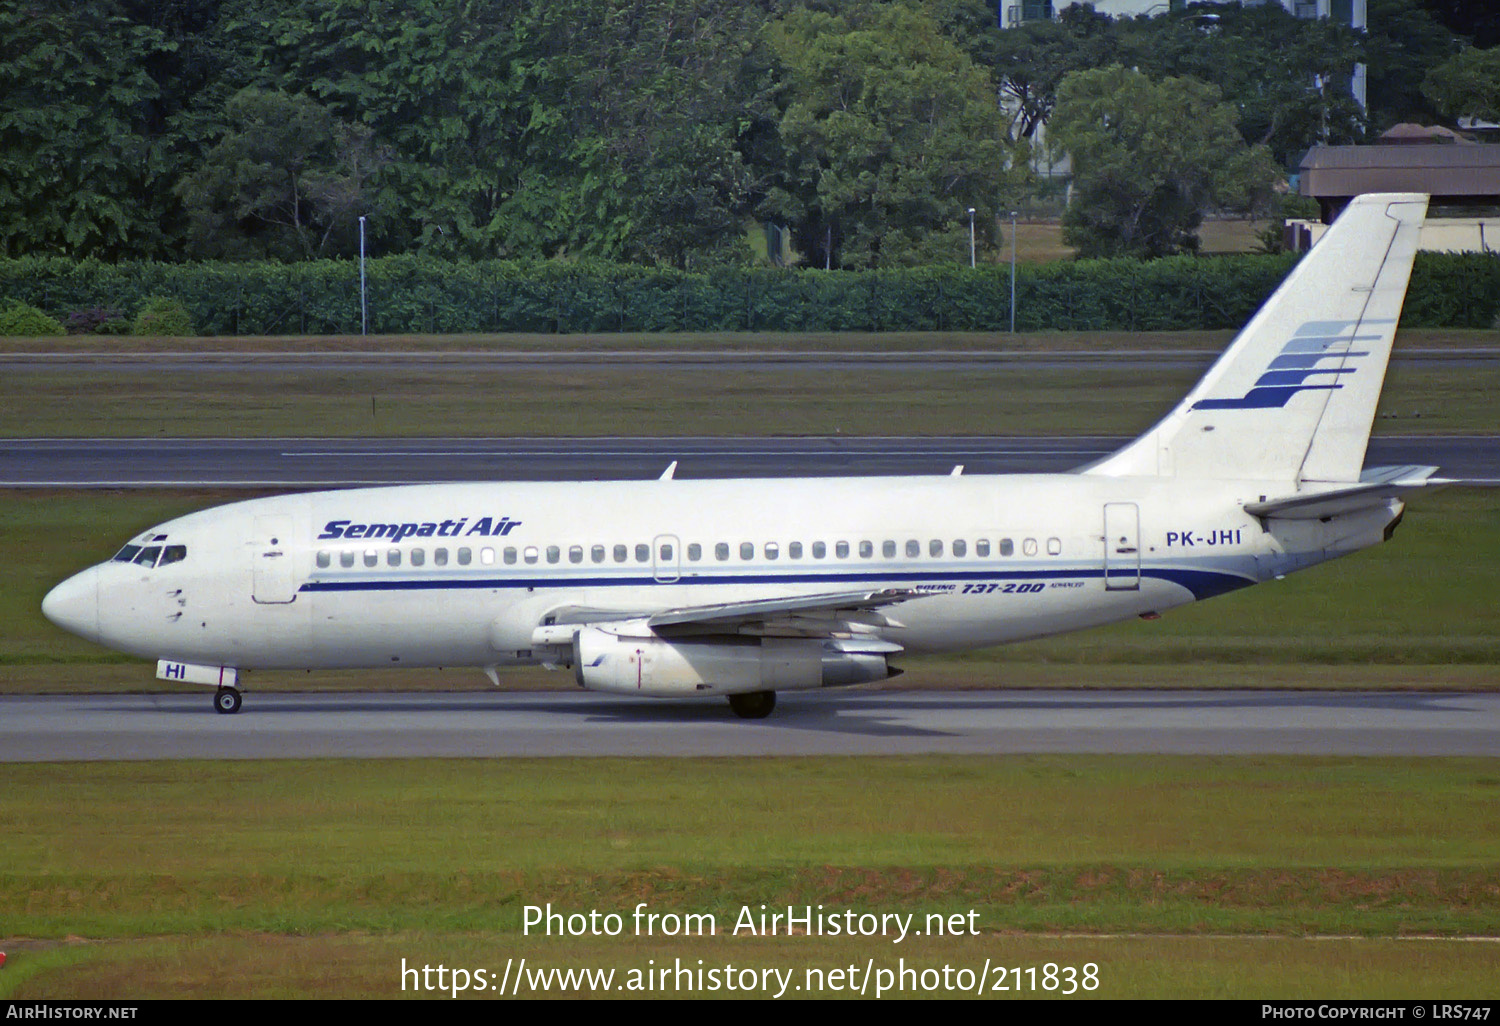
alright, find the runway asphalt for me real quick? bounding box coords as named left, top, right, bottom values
left=3, top=435, right=1497, bottom=486
left=3, top=689, right=1496, bottom=761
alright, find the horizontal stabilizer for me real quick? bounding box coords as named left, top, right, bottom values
left=1244, top=465, right=1444, bottom=520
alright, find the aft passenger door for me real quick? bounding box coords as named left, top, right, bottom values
left=1103, top=503, right=1141, bottom=591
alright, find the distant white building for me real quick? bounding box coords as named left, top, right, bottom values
left=997, top=0, right=1366, bottom=29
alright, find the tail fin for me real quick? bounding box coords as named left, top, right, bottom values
left=1084, top=193, right=1428, bottom=484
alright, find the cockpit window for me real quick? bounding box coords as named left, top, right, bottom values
left=113, top=544, right=142, bottom=563
left=133, top=546, right=162, bottom=567
left=158, top=545, right=187, bottom=567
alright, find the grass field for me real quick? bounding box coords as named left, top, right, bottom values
left=2, top=355, right=1496, bottom=438
left=2, top=756, right=1498, bottom=998
left=993, top=218, right=1269, bottom=264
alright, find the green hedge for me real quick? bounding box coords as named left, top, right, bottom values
left=1, top=251, right=1497, bottom=336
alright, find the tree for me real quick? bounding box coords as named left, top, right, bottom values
left=237, top=0, right=535, bottom=258
left=763, top=1, right=1011, bottom=268
left=987, top=4, right=1121, bottom=144
left=1417, top=0, right=1500, bottom=48
left=1115, top=3, right=1365, bottom=166
left=1423, top=46, right=1500, bottom=122
left=176, top=87, right=382, bottom=259
left=241, top=0, right=771, bottom=265
left=1362, top=0, right=1463, bottom=132
left=1050, top=65, right=1278, bottom=258
left=0, top=1, right=175, bottom=257
left=515, top=0, right=773, bottom=268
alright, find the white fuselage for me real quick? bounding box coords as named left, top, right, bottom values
left=47, top=471, right=1398, bottom=677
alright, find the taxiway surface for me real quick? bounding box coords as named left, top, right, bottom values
left=4, top=689, right=1496, bottom=761
left=4, top=435, right=1496, bottom=486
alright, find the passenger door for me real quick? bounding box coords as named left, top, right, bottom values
left=252, top=515, right=299, bottom=603
left=1103, top=503, right=1141, bottom=591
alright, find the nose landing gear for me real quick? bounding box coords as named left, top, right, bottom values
left=214, top=686, right=242, bottom=715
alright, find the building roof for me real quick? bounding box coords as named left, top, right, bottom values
left=1378, top=123, right=1476, bottom=145
left=1300, top=143, right=1500, bottom=199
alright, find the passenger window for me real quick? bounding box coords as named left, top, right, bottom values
left=740, top=542, right=754, bottom=560
left=457, top=547, right=472, bottom=566
left=905, top=540, right=919, bottom=558
left=882, top=540, right=896, bottom=558
left=812, top=541, right=826, bottom=559
left=134, top=546, right=161, bottom=567
left=316, top=551, right=331, bottom=569
left=504, top=547, right=517, bottom=564
left=364, top=549, right=378, bottom=567
left=635, top=544, right=649, bottom=562
left=434, top=548, right=448, bottom=566
left=1023, top=538, right=1038, bottom=556
left=387, top=548, right=401, bottom=567
left=481, top=547, right=495, bottom=565
left=159, top=545, right=187, bottom=567
left=411, top=548, right=425, bottom=567
left=859, top=541, right=873, bottom=558
left=1047, top=537, right=1061, bottom=555
left=614, top=544, right=628, bottom=563
left=975, top=539, right=990, bottom=557
left=835, top=541, right=849, bottom=558
left=953, top=539, right=966, bottom=557
left=544, top=546, right=558, bottom=564
left=715, top=543, right=729, bottom=561
left=592, top=545, right=606, bottom=563
left=660, top=543, right=674, bottom=561
left=764, top=542, right=778, bottom=560
left=1000, top=538, right=1014, bottom=557
left=788, top=542, right=802, bottom=559
left=524, top=547, right=539, bottom=564
left=930, top=539, right=943, bottom=557
left=687, top=543, right=702, bottom=561
left=340, top=550, right=356, bottom=568
left=569, top=545, right=584, bottom=564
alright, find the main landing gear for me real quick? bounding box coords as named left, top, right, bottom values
left=727, top=690, right=776, bottom=719
left=214, top=686, right=242, bottom=715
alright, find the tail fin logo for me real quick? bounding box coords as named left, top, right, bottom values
left=1191, top=319, right=1392, bottom=411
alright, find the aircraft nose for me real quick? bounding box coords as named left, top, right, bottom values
left=42, top=567, right=101, bottom=642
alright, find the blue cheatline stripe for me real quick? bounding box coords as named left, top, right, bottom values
left=297, top=565, right=1255, bottom=602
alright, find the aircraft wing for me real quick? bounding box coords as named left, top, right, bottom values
left=648, top=588, right=920, bottom=630
left=529, top=588, right=923, bottom=647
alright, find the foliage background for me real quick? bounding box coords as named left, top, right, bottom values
left=0, top=0, right=1491, bottom=270
left=2, top=251, right=1497, bottom=334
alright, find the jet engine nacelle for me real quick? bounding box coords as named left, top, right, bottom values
left=572, top=627, right=894, bottom=697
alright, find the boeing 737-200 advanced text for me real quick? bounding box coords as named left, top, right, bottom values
left=43, top=194, right=1449, bottom=717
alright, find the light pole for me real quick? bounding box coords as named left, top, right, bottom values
left=358, top=215, right=368, bottom=337
left=1009, top=210, right=1017, bottom=333
left=968, top=207, right=976, bottom=268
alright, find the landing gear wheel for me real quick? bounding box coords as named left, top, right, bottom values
left=728, top=690, right=776, bottom=719
left=214, top=687, right=242, bottom=715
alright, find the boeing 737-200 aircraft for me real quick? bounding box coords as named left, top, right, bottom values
left=44, top=193, right=1447, bottom=718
